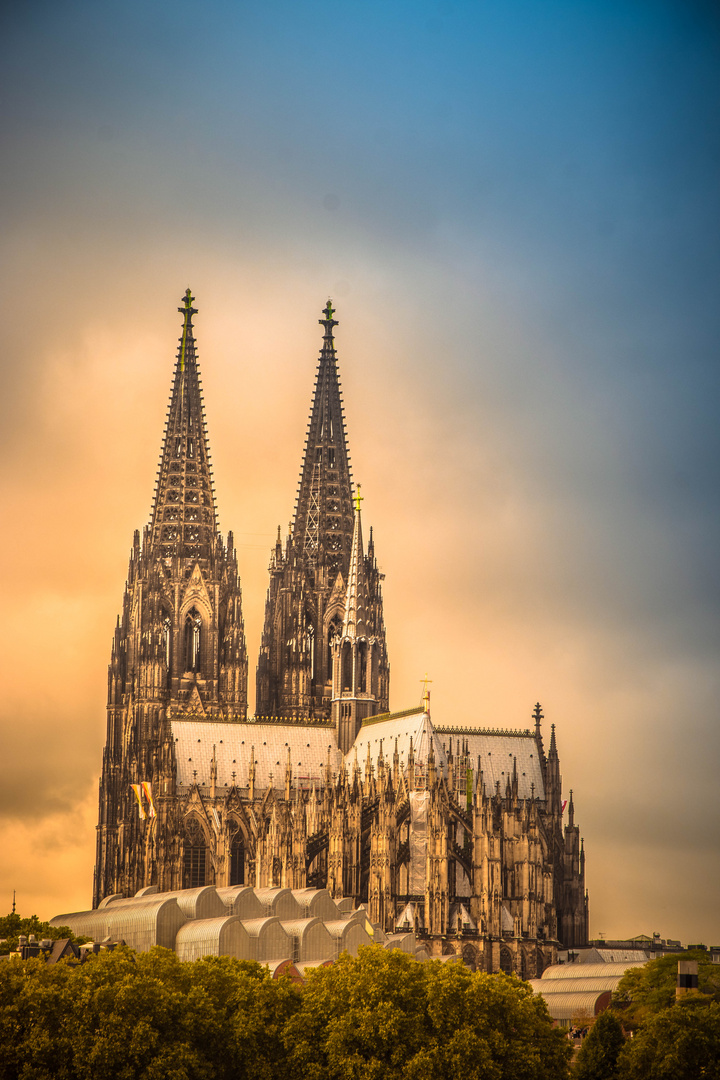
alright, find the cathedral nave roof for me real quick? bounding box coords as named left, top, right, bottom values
left=171, top=719, right=342, bottom=791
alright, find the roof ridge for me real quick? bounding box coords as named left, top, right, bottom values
left=360, top=706, right=424, bottom=727
left=436, top=725, right=534, bottom=737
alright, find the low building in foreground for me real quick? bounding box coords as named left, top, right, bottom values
left=51, top=884, right=425, bottom=977
left=528, top=960, right=647, bottom=1027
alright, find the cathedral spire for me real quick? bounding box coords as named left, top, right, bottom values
left=149, top=289, right=217, bottom=563
left=293, top=299, right=354, bottom=577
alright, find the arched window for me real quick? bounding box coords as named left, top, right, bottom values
left=229, top=831, right=244, bottom=886
left=327, top=616, right=342, bottom=679
left=183, top=818, right=207, bottom=888
left=163, top=615, right=172, bottom=670
left=341, top=641, right=352, bottom=692
left=184, top=609, right=202, bottom=672
left=305, top=617, right=315, bottom=681
left=358, top=640, right=367, bottom=693
left=499, top=947, right=513, bottom=975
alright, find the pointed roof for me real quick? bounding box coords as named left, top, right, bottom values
left=293, top=301, right=355, bottom=579
left=149, top=290, right=217, bottom=562
left=347, top=708, right=448, bottom=777
left=342, top=489, right=369, bottom=639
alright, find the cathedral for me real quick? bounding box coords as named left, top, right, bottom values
left=94, top=290, right=588, bottom=975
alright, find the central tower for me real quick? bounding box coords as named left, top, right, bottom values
left=256, top=302, right=389, bottom=720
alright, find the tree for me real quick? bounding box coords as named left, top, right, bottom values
left=612, top=951, right=720, bottom=1030
left=573, top=1009, right=625, bottom=1080
left=285, top=946, right=572, bottom=1080
left=0, top=946, right=302, bottom=1080
left=618, top=1000, right=720, bottom=1080
left=0, top=910, right=88, bottom=954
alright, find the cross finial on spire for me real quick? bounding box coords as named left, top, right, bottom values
left=354, top=484, right=363, bottom=514
left=319, top=299, right=338, bottom=340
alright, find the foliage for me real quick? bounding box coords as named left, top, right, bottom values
left=0, top=944, right=572, bottom=1080
left=617, top=1000, right=720, bottom=1080
left=0, top=911, right=88, bottom=954
left=612, top=951, right=720, bottom=1030
left=285, top=946, right=572, bottom=1080
left=573, top=1008, right=625, bottom=1080
left=0, top=946, right=302, bottom=1080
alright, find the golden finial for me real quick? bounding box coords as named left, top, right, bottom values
left=354, top=484, right=363, bottom=514
left=420, top=672, right=432, bottom=712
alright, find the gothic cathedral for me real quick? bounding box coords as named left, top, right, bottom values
left=94, top=291, right=588, bottom=975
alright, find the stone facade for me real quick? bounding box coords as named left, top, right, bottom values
left=94, top=292, right=589, bottom=977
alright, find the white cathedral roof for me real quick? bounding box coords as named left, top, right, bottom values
left=170, top=711, right=545, bottom=800
left=171, top=720, right=342, bottom=790
left=439, top=729, right=546, bottom=801
left=346, top=708, right=448, bottom=776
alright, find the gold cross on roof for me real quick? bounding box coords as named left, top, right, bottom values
left=420, top=672, right=432, bottom=710
left=324, top=299, right=335, bottom=320
left=354, top=484, right=363, bottom=513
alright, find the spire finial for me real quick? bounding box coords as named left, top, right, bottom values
left=354, top=484, right=363, bottom=514
left=420, top=672, right=432, bottom=713
left=319, top=299, right=338, bottom=343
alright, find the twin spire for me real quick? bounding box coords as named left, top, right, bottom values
left=150, top=289, right=217, bottom=563
left=292, top=298, right=355, bottom=578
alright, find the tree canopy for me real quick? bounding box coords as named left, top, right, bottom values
left=0, top=911, right=87, bottom=954
left=573, top=1008, right=625, bottom=1080
left=0, top=945, right=571, bottom=1080
left=285, top=948, right=571, bottom=1080
left=612, top=950, right=720, bottom=1030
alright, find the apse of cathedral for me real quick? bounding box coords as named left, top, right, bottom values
left=95, top=291, right=589, bottom=975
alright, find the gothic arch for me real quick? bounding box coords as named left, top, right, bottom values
left=461, top=944, right=477, bottom=971
left=183, top=607, right=203, bottom=673
left=182, top=814, right=212, bottom=888
left=499, top=946, right=513, bottom=975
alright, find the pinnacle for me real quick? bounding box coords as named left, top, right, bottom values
left=342, top=494, right=369, bottom=640
left=149, top=291, right=218, bottom=563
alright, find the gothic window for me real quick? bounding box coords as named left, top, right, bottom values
left=328, top=447, right=335, bottom=465
left=500, top=947, right=513, bottom=975
left=229, top=831, right=244, bottom=886
left=183, top=818, right=207, bottom=888
left=305, top=617, right=315, bottom=680
left=327, top=617, right=342, bottom=679
left=520, top=951, right=528, bottom=980
left=163, top=615, right=172, bottom=671
left=184, top=609, right=202, bottom=672
left=358, top=640, right=367, bottom=693
left=341, top=641, right=352, bottom=692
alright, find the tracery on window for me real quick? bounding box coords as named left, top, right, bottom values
left=183, top=817, right=208, bottom=888
left=184, top=608, right=202, bottom=672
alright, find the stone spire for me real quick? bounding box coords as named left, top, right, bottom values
left=149, top=289, right=217, bottom=563
left=342, top=486, right=369, bottom=640
left=293, top=300, right=355, bottom=579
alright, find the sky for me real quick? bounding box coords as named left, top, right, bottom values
left=1, top=0, right=719, bottom=944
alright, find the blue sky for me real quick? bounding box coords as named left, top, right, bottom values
left=1, top=0, right=719, bottom=941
